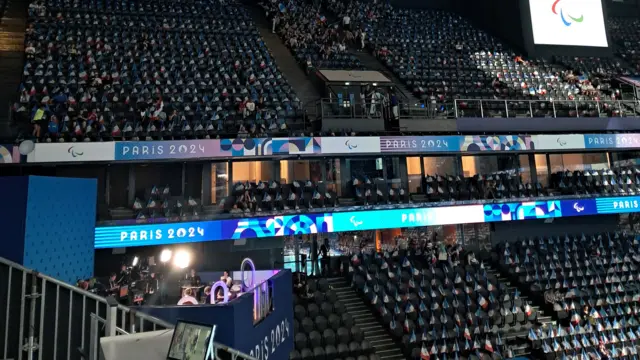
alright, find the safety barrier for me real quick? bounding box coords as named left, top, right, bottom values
left=454, top=99, right=640, bottom=118
left=316, top=98, right=640, bottom=120
left=316, top=98, right=454, bottom=119
left=0, top=256, right=256, bottom=360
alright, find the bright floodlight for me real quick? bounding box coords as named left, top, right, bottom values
left=173, top=250, right=191, bottom=269
left=160, top=249, right=173, bottom=263
left=132, top=256, right=139, bottom=267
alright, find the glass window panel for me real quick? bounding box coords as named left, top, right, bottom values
left=423, top=156, right=457, bottom=176
left=325, top=159, right=341, bottom=197
left=549, top=153, right=609, bottom=172
left=461, top=155, right=519, bottom=177
left=211, top=162, right=228, bottom=205
left=519, top=155, right=531, bottom=184
left=535, top=154, right=549, bottom=186
left=348, top=158, right=384, bottom=180
left=280, top=160, right=323, bottom=183
left=612, top=151, right=640, bottom=167
left=134, top=163, right=183, bottom=199
left=406, top=157, right=422, bottom=194
left=232, top=161, right=274, bottom=183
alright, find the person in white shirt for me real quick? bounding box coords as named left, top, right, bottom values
left=221, top=270, right=233, bottom=287
left=272, top=14, right=279, bottom=33
left=342, top=15, right=351, bottom=30
left=360, top=30, right=366, bottom=50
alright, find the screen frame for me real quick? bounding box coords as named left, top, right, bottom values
left=520, top=0, right=613, bottom=57
left=166, top=320, right=214, bottom=360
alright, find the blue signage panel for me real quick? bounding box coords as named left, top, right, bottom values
left=583, top=134, right=640, bottom=149
left=379, top=136, right=463, bottom=153
left=596, top=196, right=640, bottom=214
left=95, top=196, right=640, bottom=249
left=95, top=213, right=334, bottom=248
left=114, top=140, right=223, bottom=161
left=95, top=222, right=220, bottom=248
left=560, top=198, right=598, bottom=217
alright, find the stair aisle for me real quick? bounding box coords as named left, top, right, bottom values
left=245, top=3, right=321, bottom=123
left=328, top=278, right=405, bottom=360
left=484, top=265, right=555, bottom=328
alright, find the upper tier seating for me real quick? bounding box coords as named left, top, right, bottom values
left=349, top=248, right=536, bottom=359
left=261, top=0, right=363, bottom=73
left=18, top=0, right=302, bottom=141
left=354, top=6, right=630, bottom=116
left=609, top=17, right=640, bottom=75
left=551, top=167, right=640, bottom=197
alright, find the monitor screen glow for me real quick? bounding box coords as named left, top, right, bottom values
left=167, top=321, right=213, bottom=360
left=529, top=0, right=608, bottom=47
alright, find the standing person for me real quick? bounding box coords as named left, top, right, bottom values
left=187, top=268, right=202, bottom=299
left=390, top=90, right=399, bottom=120
left=320, top=238, right=330, bottom=276
left=32, top=103, right=47, bottom=139
left=272, top=13, right=279, bottom=33
left=310, top=236, right=320, bottom=277
left=188, top=268, right=201, bottom=287
left=360, top=85, right=367, bottom=117
left=221, top=270, right=233, bottom=287
left=342, top=13, right=351, bottom=31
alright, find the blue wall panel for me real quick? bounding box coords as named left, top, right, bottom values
left=0, top=176, right=28, bottom=264
left=23, top=176, right=97, bottom=284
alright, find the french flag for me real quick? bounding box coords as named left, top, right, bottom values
left=420, top=344, right=430, bottom=360
left=484, top=337, right=494, bottom=353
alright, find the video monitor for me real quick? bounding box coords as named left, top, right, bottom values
left=529, top=0, right=608, bottom=47
left=166, top=320, right=214, bottom=360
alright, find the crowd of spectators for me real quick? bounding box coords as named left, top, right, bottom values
left=16, top=0, right=640, bottom=142
left=261, top=0, right=363, bottom=73
left=17, top=0, right=303, bottom=141
left=609, top=17, right=640, bottom=75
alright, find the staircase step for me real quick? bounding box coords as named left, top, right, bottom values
left=332, top=278, right=405, bottom=359
left=244, top=2, right=320, bottom=124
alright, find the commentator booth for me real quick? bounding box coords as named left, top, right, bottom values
left=314, top=69, right=425, bottom=132
left=124, top=258, right=293, bottom=360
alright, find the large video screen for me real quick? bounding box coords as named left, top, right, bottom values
left=529, top=0, right=608, bottom=47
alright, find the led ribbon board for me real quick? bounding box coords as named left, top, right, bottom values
left=94, top=196, right=635, bottom=249
left=21, top=134, right=640, bottom=164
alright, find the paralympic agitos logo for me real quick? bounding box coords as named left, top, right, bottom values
left=552, top=0, right=584, bottom=26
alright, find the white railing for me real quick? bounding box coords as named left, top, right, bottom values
left=454, top=99, right=640, bottom=118
left=0, top=256, right=256, bottom=360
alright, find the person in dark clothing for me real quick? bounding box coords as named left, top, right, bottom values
left=320, top=238, right=330, bottom=276
left=310, top=237, right=319, bottom=276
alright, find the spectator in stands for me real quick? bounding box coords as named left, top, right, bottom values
left=31, top=103, right=47, bottom=139
left=221, top=270, right=233, bottom=287
left=342, top=13, right=351, bottom=31
left=203, top=286, right=212, bottom=303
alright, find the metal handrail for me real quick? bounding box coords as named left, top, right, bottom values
left=454, top=98, right=640, bottom=118
left=316, top=97, right=640, bottom=119
left=0, top=256, right=162, bottom=318
left=317, top=98, right=454, bottom=120
left=0, top=255, right=173, bottom=360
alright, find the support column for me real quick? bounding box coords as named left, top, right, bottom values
left=202, top=163, right=212, bottom=205
left=294, top=236, right=301, bottom=273
left=127, top=164, right=135, bottom=205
